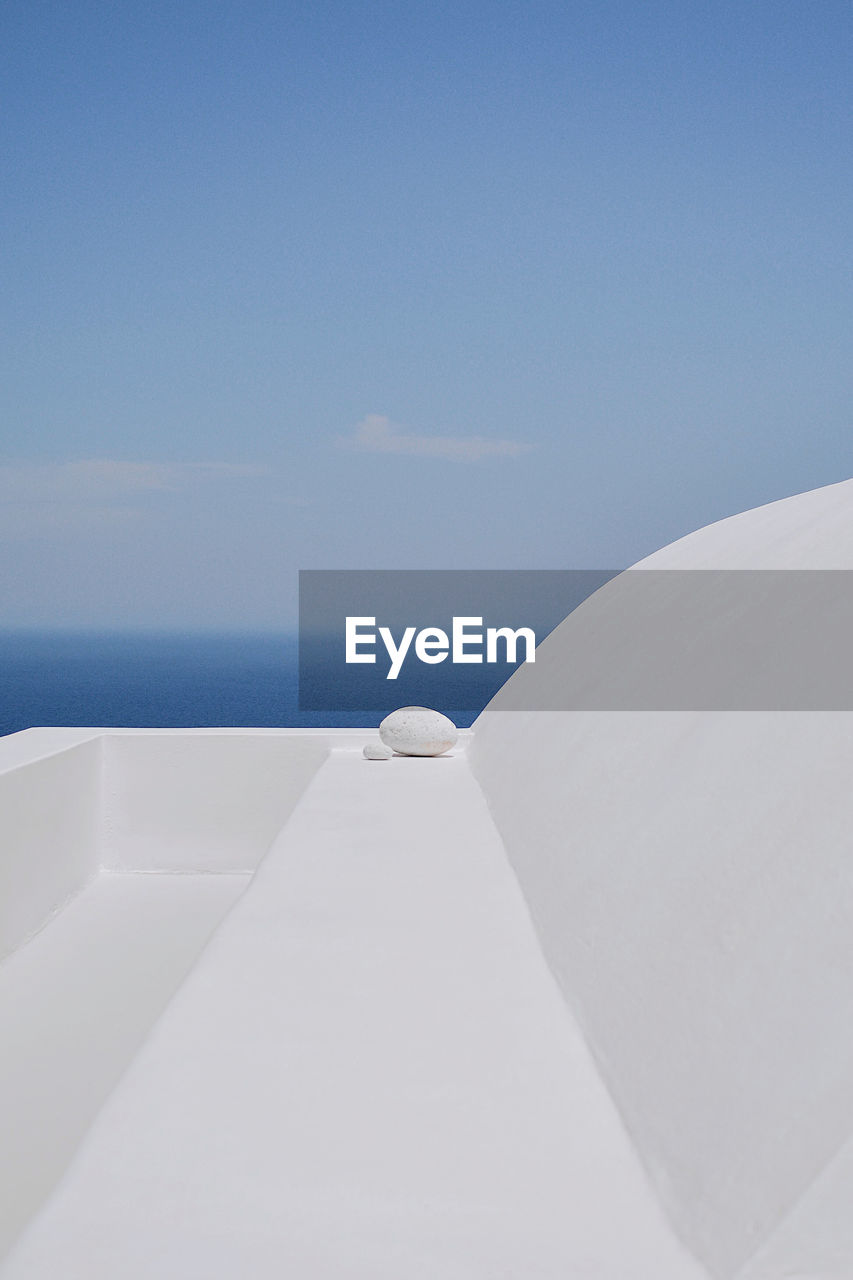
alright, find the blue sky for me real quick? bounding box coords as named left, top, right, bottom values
left=1, top=0, right=851, bottom=627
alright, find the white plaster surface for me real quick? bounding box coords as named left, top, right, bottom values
left=0, top=870, right=249, bottom=1259
left=739, top=1124, right=853, bottom=1279
left=101, top=731, right=329, bottom=871
left=0, top=739, right=100, bottom=960
left=0, top=750, right=705, bottom=1279
left=635, top=475, right=853, bottom=569
left=4, top=481, right=853, bottom=1279
left=0, top=728, right=335, bottom=1266
left=470, top=476, right=853, bottom=1278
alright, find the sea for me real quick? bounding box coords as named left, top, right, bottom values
left=0, top=631, right=488, bottom=738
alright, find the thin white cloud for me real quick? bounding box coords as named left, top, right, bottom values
left=0, top=459, right=272, bottom=537
left=0, top=459, right=270, bottom=502
left=343, top=414, right=533, bottom=462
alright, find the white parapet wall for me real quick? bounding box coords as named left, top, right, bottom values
left=0, top=734, right=101, bottom=961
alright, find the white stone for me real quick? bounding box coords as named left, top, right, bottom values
left=362, top=741, right=392, bottom=760
left=378, top=706, right=458, bottom=757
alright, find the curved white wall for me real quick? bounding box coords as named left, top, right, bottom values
left=469, top=478, right=853, bottom=1278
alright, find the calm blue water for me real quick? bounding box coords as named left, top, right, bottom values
left=0, top=632, right=482, bottom=738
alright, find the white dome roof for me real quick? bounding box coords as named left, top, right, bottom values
left=471, top=478, right=853, bottom=1278
left=637, top=475, right=853, bottom=569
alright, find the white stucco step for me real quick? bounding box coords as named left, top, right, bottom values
left=0, top=869, right=249, bottom=1260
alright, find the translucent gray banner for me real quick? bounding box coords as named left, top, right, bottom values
left=299, top=570, right=853, bottom=712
